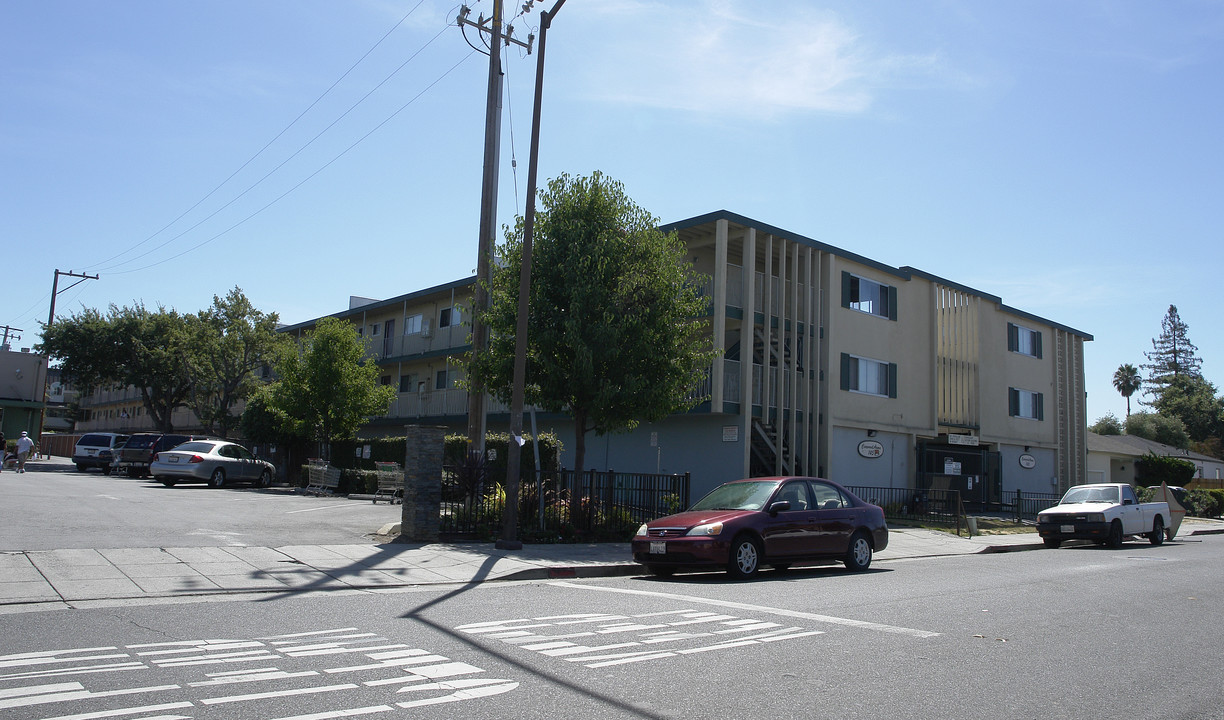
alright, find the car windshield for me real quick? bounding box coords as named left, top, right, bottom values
left=1062, top=486, right=1118, bottom=504
left=689, top=481, right=779, bottom=512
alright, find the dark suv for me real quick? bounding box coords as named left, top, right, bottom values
left=115, top=433, right=203, bottom=477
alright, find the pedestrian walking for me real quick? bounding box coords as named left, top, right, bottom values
left=16, top=430, right=35, bottom=473
left=0, top=429, right=6, bottom=473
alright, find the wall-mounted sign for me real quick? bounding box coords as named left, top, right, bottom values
left=947, top=434, right=979, bottom=447
left=944, top=458, right=962, bottom=475
left=1019, top=453, right=1036, bottom=469
left=858, top=440, right=884, bottom=459
left=722, top=425, right=739, bottom=442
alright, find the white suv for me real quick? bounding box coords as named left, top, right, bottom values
left=72, top=433, right=130, bottom=474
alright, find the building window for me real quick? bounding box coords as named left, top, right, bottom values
left=439, top=306, right=462, bottom=328
left=1008, top=323, right=1042, bottom=358
left=841, top=272, right=897, bottom=321
left=404, top=314, right=423, bottom=335
left=435, top=369, right=458, bottom=390
left=1009, top=387, right=1044, bottom=420
left=840, top=353, right=897, bottom=398
left=380, top=375, right=391, bottom=386
left=371, top=323, right=381, bottom=337
left=399, top=373, right=417, bottom=393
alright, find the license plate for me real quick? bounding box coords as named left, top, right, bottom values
left=650, top=541, right=666, bottom=555
left=1061, top=525, right=1074, bottom=533
left=88, top=449, right=97, bottom=456
left=168, top=456, right=180, bottom=464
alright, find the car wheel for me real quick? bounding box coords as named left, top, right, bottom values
left=102, top=466, right=112, bottom=476
left=844, top=531, right=873, bottom=571
left=160, top=479, right=176, bottom=487
left=1106, top=520, right=1124, bottom=549
left=209, top=468, right=226, bottom=488
left=726, top=534, right=761, bottom=580
left=1043, top=538, right=1062, bottom=549
left=646, top=565, right=676, bottom=577
left=257, top=469, right=272, bottom=488
left=75, top=463, right=86, bottom=472
left=1148, top=517, right=1165, bottom=546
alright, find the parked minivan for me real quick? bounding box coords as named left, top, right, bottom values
left=72, top=433, right=130, bottom=474
left=115, top=433, right=203, bottom=477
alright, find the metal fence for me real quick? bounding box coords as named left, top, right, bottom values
left=440, top=468, right=691, bottom=542
left=845, top=485, right=966, bottom=535
left=1005, top=489, right=1062, bottom=521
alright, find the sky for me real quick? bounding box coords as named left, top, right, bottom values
left=3, top=0, right=1222, bottom=426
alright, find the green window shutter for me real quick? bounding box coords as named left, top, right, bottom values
left=841, top=272, right=853, bottom=309
left=1008, top=387, right=1019, bottom=417
left=1035, top=331, right=1043, bottom=359
left=1007, top=323, right=1018, bottom=352
left=887, top=362, right=898, bottom=399
left=840, top=353, right=851, bottom=391
left=887, top=285, right=898, bottom=321
left=1036, top=393, right=1045, bottom=421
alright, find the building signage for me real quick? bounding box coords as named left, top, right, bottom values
left=944, top=458, right=962, bottom=475
left=858, top=440, right=884, bottom=459
left=1019, top=453, right=1036, bottom=469
left=722, top=425, right=739, bottom=443
left=947, top=434, right=979, bottom=447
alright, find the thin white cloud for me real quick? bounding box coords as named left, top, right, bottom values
left=568, top=0, right=951, bottom=119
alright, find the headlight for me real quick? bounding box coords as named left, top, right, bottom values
left=1086, top=513, right=1105, bottom=523
left=636, top=523, right=649, bottom=537
left=686, top=522, right=723, bottom=537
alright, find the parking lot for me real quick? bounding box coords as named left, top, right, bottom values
left=0, top=459, right=402, bottom=552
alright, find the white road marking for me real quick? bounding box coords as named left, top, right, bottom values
left=551, top=581, right=941, bottom=638
left=41, top=701, right=195, bottom=720
left=201, top=682, right=358, bottom=705
left=1, top=626, right=517, bottom=716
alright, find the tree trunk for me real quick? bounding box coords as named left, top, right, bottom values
left=572, top=408, right=588, bottom=480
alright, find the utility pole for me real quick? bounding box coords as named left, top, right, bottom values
left=41, top=269, right=99, bottom=444
left=47, top=269, right=99, bottom=330
left=0, top=325, right=20, bottom=350
left=458, top=1, right=533, bottom=456
left=499, top=0, right=566, bottom=548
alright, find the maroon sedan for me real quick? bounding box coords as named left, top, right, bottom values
left=632, top=477, right=888, bottom=580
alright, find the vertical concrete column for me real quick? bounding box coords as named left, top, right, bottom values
left=712, top=219, right=729, bottom=412
left=740, top=228, right=757, bottom=478
left=401, top=425, right=446, bottom=542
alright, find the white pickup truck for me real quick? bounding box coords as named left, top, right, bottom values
left=1037, top=483, right=1170, bottom=549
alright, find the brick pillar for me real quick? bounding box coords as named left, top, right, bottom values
left=401, top=425, right=446, bottom=542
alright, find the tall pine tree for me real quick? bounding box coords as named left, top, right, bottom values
left=1142, top=304, right=1202, bottom=402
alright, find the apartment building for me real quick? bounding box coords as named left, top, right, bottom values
left=282, top=210, right=1091, bottom=502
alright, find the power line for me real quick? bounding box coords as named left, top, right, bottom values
left=107, top=50, right=480, bottom=276
left=86, top=1, right=434, bottom=274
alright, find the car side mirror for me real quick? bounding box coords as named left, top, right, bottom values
left=768, top=501, right=790, bottom=516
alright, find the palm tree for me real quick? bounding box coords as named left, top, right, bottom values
left=1112, top=363, right=1142, bottom=417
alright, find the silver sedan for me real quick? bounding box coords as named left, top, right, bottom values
left=150, top=440, right=276, bottom=488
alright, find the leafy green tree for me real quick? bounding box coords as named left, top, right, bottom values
left=1112, top=363, right=1142, bottom=417
left=184, top=288, right=286, bottom=437
left=468, top=171, right=716, bottom=478
left=266, top=316, right=395, bottom=458
left=1125, top=411, right=1190, bottom=449
left=1133, top=452, right=1196, bottom=488
left=1089, top=413, right=1123, bottom=435
left=1143, top=305, right=1203, bottom=402
left=39, top=304, right=196, bottom=431
left=1150, top=373, right=1224, bottom=444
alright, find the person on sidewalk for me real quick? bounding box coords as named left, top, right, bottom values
left=15, top=431, right=35, bottom=473
left=0, top=429, right=6, bottom=473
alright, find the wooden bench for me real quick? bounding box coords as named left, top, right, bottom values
left=372, top=461, right=404, bottom=504
left=303, top=460, right=341, bottom=496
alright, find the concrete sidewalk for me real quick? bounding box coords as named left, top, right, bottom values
left=3, top=518, right=1221, bottom=609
